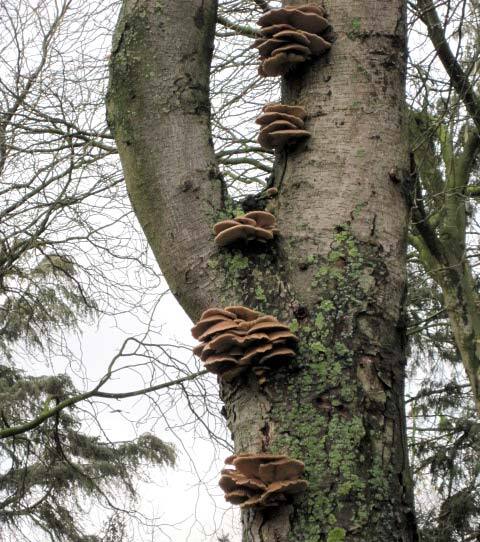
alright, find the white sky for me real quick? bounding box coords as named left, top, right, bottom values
left=74, top=285, right=241, bottom=542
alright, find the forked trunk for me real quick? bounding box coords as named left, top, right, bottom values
left=107, top=0, right=418, bottom=540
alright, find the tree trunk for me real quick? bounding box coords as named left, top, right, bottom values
left=107, top=1, right=418, bottom=540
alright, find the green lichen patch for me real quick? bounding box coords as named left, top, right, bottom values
left=209, top=246, right=292, bottom=318
left=327, top=528, right=346, bottom=542
left=262, top=226, right=401, bottom=541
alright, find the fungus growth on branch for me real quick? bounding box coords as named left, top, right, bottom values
left=191, top=306, right=298, bottom=384
left=254, top=4, right=332, bottom=77
left=256, top=103, right=310, bottom=150
left=219, top=453, right=308, bottom=508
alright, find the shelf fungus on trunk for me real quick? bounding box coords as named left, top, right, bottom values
left=256, top=103, right=310, bottom=150
left=219, top=453, right=308, bottom=508
left=254, top=4, right=331, bottom=77
left=191, top=306, right=298, bottom=384
left=213, top=211, right=279, bottom=247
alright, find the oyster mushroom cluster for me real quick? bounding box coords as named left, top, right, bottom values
left=191, top=306, right=298, bottom=383
left=257, top=103, right=310, bottom=150
left=254, top=4, right=331, bottom=77
left=220, top=453, right=308, bottom=508
left=214, top=211, right=278, bottom=247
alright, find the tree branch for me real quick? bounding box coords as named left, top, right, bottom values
left=107, top=0, right=223, bottom=320
left=0, top=370, right=207, bottom=439
left=217, top=15, right=260, bottom=38
left=416, top=0, right=480, bottom=132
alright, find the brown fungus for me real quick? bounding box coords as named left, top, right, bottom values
left=257, top=103, right=310, bottom=150
left=259, top=128, right=310, bottom=151
left=263, top=103, right=307, bottom=119
left=219, top=454, right=308, bottom=508
left=191, top=307, right=298, bottom=383
left=259, top=51, right=305, bottom=77
left=256, top=111, right=305, bottom=129
left=213, top=211, right=278, bottom=248
left=255, top=4, right=331, bottom=77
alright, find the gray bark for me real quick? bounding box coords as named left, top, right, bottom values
left=107, top=0, right=418, bottom=540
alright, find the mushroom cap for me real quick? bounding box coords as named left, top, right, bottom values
left=268, top=329, right=300, bottom=343
left=259, top=346, right=297, bottom=365
left=199, top=308, right=236, bottom=321
left=273, top=29, right=311, bottom=46
left=271, top=43, right=311, bottom=58
left=262, top=479, right=309, bottom=501
left=261, top=23, right=296, bottom=37
left=240, top=342, right=274, bottom=364
left=255, top=111, right=305, bottom=129
left=225, top=306, right=262, bottom=321
left=258, top=130, right=274, bottom=149
left=192, top=343, right=204, bottom=357
left=259, top=119, right=299, bottom=137
left=248, top=321, right=291, bottom=334
left=267, top=29, right=330, bottom=57
left=236, top=319, right=254, bottom=331
left=203, top=354, right=241, bottom=375
left=288, top=10, right=329, bottom=34
left=258, top=458, right=305, bottom=483
left=192, top=316, right=235, bottom=340
left=254, top=228, right=275, bottom=241
left=220, top=471, right=267, bottom=492
left=301, top=30, right=331, bottom=55
left=204, top=332, right=271, bottom=355
left=224, top=454, right=237, bottom=465
left=263, top=129, right=311, bottom=149
left=197, top=319, right=240, bottom=341
left=239, top=493, right=270, bottom=509
left=215, top=224, right=257, bottom=247
left=219, top=472, right=238, bottom=493
left=255, top=38, right=287, bottom=58
left=259, top=51, right=306, bottom=77
left=232, top=454, right=288, bottom=479
left=204, top=352, right=242, bottom=365
left=258, top=7, right=329, bottom=35
left=213, top=219, right=240, bottom=235
left=224, top=489, right=252, bottom=505
left=191, top=315, right=238, bottom=341
left=263, top=103, right=307, bottom=120
left=250, top=314, right=279, bottom=325
left=235, top=216, right=257, bottom=226
left=294, top=4, right=327, bottom=17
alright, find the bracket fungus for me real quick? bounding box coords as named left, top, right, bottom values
left=191, top=306, right=298, bottom=383
left=256, top=103, right=310, bottom=150
left=219, top=453, right=308, bottom=508
left=213, top=211, right=279, bottom=247
left=254, top=4, right=331, bottom=77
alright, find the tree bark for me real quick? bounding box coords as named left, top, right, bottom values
left=107, top=1, right=418, bottom=540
